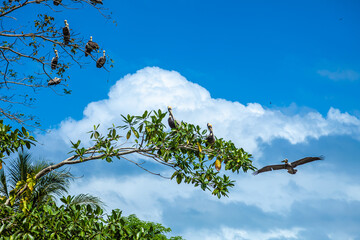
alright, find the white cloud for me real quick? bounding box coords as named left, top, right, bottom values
left=38, top=67, right=360, bottom=157
left=67, top=168, right=360, bottom=225
left=221, top=170, right=360, bottom=213
left=182, top=226, right=304, bottom=240
left=318, top=69, right=360, bottom=81
left=68, top=174, right=196, bottom=222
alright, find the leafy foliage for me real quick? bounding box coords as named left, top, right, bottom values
left=0, top=196, right=183, bottom=240
left=0, top=120, right=35, bottom=165
left=65, top=109, right=256, bottom=199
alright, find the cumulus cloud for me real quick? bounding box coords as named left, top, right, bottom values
left=69, top=174, right=196, bottom=222
left=182, top=226, right=304, bottom=240
left=221, top=170, right=360, bottom=213
left=317, top=69, right=360, bottom=81
left=39, top=67, right=360, bottom=157
left=68, top=169, right=360, bottom=222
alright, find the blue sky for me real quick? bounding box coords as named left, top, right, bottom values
left=4, top=1, right=360, bottom=239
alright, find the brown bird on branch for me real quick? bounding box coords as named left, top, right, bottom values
left=51, top=49, right=58, bottom=70
left=90, top=0, right=103, bottom=5
left=85, top=36, right=99, bottom=57
left=53, top=0, right=62, bottom=5
left=167, top=106, right=180, bottom=129
left=253, top=156, right=324, bottom=175
left=62, top=20, right=70, bottom=45
left=96, top=50, right=106, bottom=68
left=48, top=77, right=61, bottom=86
left=206, top=123, right=215, bottom=146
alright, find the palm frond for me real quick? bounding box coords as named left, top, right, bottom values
left=70, top=193, right=105, bottom=209
left=32, top=164, right=74, bottom=205
left=0, top=169, right=9, bottom=197
left=7, top=151, right=33, bottom=188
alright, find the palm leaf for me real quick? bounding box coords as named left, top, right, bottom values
left=70, top=193, right=105, bottom=209
left=0, top=169, right=9, bottom=197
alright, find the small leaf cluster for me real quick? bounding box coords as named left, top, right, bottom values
left=0, top=121, right=35, bottom=164
left=0, top=196, right=183, bottom=240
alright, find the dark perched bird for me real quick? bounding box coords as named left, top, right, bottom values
left=96, top=50, right=106, bottom=68
left=48, top=77, right=61, bottom=86
left=53, top=0, right=62, bottom=5
left=62, top=20, right=70, bottom=45
left=206, top=123, right=215, bottom=146
left=253, top=156, right=324, bottom=175
left=167, top=106, right=180, bottom=129
left=85, top=36, right=99, bottom=57
left=51, top=49, right=58, bottom=70
left=90, top=0, right=103, bottom=5
left=35, top=0, right=41, bottom=3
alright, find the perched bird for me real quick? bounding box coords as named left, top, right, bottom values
left=85, top=36, right=99, bottom=57
left=62, top=20, right=70, bottom=45
left=167, top=106, right=180, bottom=129
left=96, top=50, right=106, bottom=68
left=48, top=77, right=61, bottom=86
left=206, top=123, right=215, bottom=146
left=90, top=0, right=103, bottom=5
left=53, top=0, right=62, bottom=5
left=51, top=49, right=58, bottom=70
left=253, top=156, right=324, bottom=175
left=35, top=0, right=41, bottom=3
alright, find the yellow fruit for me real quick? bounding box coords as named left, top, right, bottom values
left=215, top=159, right=221, bottom=171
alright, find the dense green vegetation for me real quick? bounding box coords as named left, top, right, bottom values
left=0, top=196, right=183, bottom=240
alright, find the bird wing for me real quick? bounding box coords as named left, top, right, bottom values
left=253, top=164, right=286, bottom=175
left=89, top=42, right=99, bottom=49
left=291, top=156, right=323, bottom=167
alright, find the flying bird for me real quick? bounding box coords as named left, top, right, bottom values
left=253, top=156, right=324, bottom=175
left=62, top=20, right=70, bottom=45
left=96, top=50, right=106, bottom=68
left=206, top=123, right=215, bottom=146
left=167, top=106, right=180, bottom=129
left=51, top=49, right=58, bottom=70
left=48, top=77, right=61, bottom=86
left=85, top=36, right=99, bottom=57
left=53, top=0, right=61, bottom=5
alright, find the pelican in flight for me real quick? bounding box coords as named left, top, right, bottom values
left=167, top=106, right=180, bottom=129
left=253, top=156, right=324, bottom=175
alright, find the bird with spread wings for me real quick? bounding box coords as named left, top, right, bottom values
left=253, top=156, right=324, bottom=175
